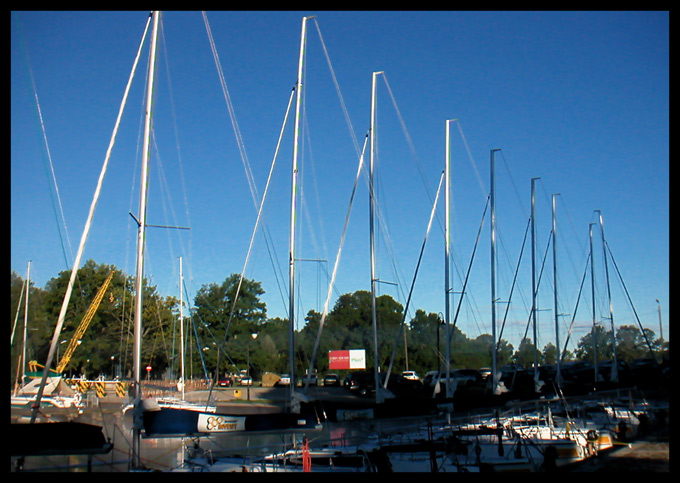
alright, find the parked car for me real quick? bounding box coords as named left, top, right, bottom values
left=343, top=374, right=352, bottom=387
left=240, top=376, right=253, bottom=386
left=300, top=373, right=317, bottom=386
left=345, top=371, right=375, bottom=396
left=346, top=371, right=423, bottom=397
left=402, top=370, right=420, bottom=381
left=276, top=373, right=292, bottom=386
left=217, top=378, right=233, bottom=387
left=323, top=373, right=341, bottom=387
left=478, top=368, right=492, bottom=380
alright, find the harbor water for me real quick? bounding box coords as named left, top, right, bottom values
left=10, top=390, right=440, bottom=472
left=10, top=385, right=669, bottom=472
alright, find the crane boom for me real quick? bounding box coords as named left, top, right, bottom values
left=55, top=272, right=114, bottom=374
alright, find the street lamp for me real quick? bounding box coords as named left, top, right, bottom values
left=247, top=333, right=258, bottom=400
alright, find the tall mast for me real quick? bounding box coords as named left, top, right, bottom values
left=552, top=194, right=562, bottom=385
left=589, top=222, right=599, bottom=383
left=179, top=256, right=185, bottom=401
left=289, top=16, right=311, bottom=406
left=490, top=149, right=500, bottom=395
left=30, top=11, right=154, bottom=427
left=132, top=10, right=160, bottom=469
left=530, top=177, right=540, bottom=392
left=370, top=71, right=383, bottom=404
left=444, top=121, right=453, bottom=398
left=22, top=260, right=31, bottom=388
left=595, top=210, right=618, bottom=383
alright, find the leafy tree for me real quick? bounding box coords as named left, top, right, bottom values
left=406, top=309, right=442, bottom=371
left=542, top=342, right=558, bottom=365
left=496, top=339, right=515, bottom=367
left=192, top=274, right=267, bottom=380
left=10, top=263, right=670, bottom=386
left=615, top=325, right=657, bottom=362
left=259, top=316, right=290, bottom=374
left=514, top=337, right=541, bottom=368
left=575, top=325, right=613, bottom=363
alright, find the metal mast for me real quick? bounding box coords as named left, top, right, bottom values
left=589, top=222, right=599, bottom=383
left=179, top=256, right=185, bottom=401
left=370, top=71, right=384, bottom=404
left=490, top=149, right=501, bottom=395
left=288, top=16, right=311, bottom=407
left=22, top=260, right=31, bottom=388
left=132, top=10, right=160, bottom=469
left=531, top=177, right=540, bottom=392
left=595, top=210, right=618, bottom=383
left=444, top=120, right=453, bottom=398
left=552, top=194, right=562, bottom=386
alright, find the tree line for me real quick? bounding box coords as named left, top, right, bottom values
left=10, top=260, right=666, bottom=385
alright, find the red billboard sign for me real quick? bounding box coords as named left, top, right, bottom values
left=328, top=349, right=366, bottom=370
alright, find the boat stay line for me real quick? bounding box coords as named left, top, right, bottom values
left=29, top=11, right=154, bottom=426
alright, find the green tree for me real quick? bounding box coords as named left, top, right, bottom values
left=542, top=342, right=558, bottom=365
left=514, top=337, right=541, bottom=368
left=192, top=274, right=267, bottom=380
left=575, top=325, right=613, bottom=363
left=615, top=325, right=657, bottom=362
left=406, top=309, right=442, bottom=372
left=496, top=339, right=515, bottom=367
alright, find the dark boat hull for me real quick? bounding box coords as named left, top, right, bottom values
left=10, top=421, right=112, bottom=456
left=142, top=407, right=321, bottom=437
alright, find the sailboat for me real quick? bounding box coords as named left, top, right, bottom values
left=11, top=376, right=83, bottom=413
left=139, top=258, right=318, bottom=437
left=136, top=13, right=321, bottom=440
left=10, top=261, right=84, bottom=416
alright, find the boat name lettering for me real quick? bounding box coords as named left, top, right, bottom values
left=205, top=416, right=239, bottom=431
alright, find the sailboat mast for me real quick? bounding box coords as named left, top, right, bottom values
left=370, top=71, right=383, bottom=405
left=530, top=177, right=539, bottom=391
left=490, top=149, right=500, bottom=395
left=179, top=256, right=185, bottom=401
left=552, top=194, right=562, bottom=385
left=22, top=260, right=31, bottom=387
left=289, top=16, right=310, bottom=402
left=595, top=210, right=618, bottom=383
left=444, top=121, right=453, bottom=398
left=132, top=10, right=160, bottom=469
left=589, top=222, right=599, bottom=382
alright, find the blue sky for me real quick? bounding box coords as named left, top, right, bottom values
left=11, top=11, right=668, bottom=353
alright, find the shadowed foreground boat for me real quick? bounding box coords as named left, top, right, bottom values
left=10, top=421, right=113, bottom=472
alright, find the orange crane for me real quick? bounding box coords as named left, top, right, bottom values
left=55, top=271, right=115, bottom=374
left=27, top=272, right=115, bottom=376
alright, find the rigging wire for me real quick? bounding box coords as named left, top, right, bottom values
left=157, top=21, right=194, bottom=289
left=605, top=241, right=657, bottom=359
left=305, top=134, right=369, bottom=381
left=29, top=11, right=153, bottom=423
left=384, top=170, right=446, bottom=385
left=497, top=217, right=531, bottom=344
left=202, top=11, right=288, bottom=313
left=310, top=17, right=361, bottom=158
left=560, top=251, right=590, bottom=361
left=14, top=12, right=74, bottom=272
left=520, top=230, right=553, bottom=347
